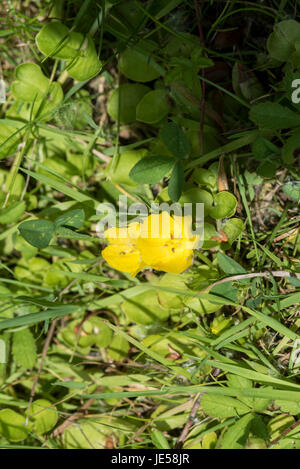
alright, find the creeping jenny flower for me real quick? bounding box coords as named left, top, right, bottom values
left=102, top=213, right=199, bottom=276
left=101, top=222, right=145, bottom=277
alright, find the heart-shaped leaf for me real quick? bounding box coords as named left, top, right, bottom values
left=107, top=83, right=150, bottom=123
left=19, top=219, right=54, bottom=248
left=119, top=40, right=163, bottom=82
left=11, top=63, right=63, bottom=117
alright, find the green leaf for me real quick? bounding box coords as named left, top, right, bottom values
left=223, top=218, right=244, bottom=245
left=129, top=155, right=175, bottom=184
left=151, top=430, right=170, bottom=449
left=29, top=399, right=58, bottom=435
left=257, top=160, right=277, bottom=178
left=268, top=414, right=295, bottom=441
left=211, top=282, right=238, bottom=302
left=282, top=181, right=300, bottom=201
left=179, top=188, right=213, bottom=216
left=267, top=20, right=300, bottom=62
left=121, top=290, right=168, bottom=325
left=282, top=134, right=300, bottom=164
left=108, top=149, right=148, bottom=186
left=160, top=122, right=190, bottom=158
left=0, top=201, right=25, bottom=224
left=54, top=209, right=85, bottom=229
left=107, top=83, right=150, bottom=123
left=275, top=400, right=300, bottom=415
left=136, top=89, right=170, bottom=124
left=0, top=409, right=29, bottom=442
left=168, top=160, right=184, bottom=202
left=250, top=102, right=300, bottom=129
left=201, top=394, right=251, bottom=418
left=66, top=35, right=102, bottom=82
left=217, top=252, right=246, bottom=274
left=12, top=328, right=36, bottom=369
left=119, top=40, right=163, bottom=82
left=221, top=414, right=254, bottom=449
left=209, top=191, right=237, bottom=219
left=36, top=21, right=82, bottom=59
left=11, top=63, right=63, bottom=118
left=0, top=305, right=78, bottom=331
left=55, top=226, right=91, bottom=240
left=36, top=22, right=102, bottom=81
left=0, top=122, right=23, bottom=159
left=107, top=334, right=130, bottom=361
left=64, top=419, right=108, bottom=449
left=53, top=381, right=86, bottom=390
left=19, top=219, right=54, bottom=248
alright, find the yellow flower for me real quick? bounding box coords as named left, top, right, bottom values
left=101, top=213, right=199, bottom=276
left=137, top=213, right=198, bottom=274
left=101, top=223, right=145, bottom=277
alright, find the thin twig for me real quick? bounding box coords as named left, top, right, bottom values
left=50, top=386, right=104, bottom=438
left=77, top=138, right=111, bottom=164
left=174, top=393, right=202, bottom=449
left=199, top=271, right=300, bottom=294
left=268, top=419, right=300, bottom=448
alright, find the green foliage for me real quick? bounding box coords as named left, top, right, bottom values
left=119, top=40, right=163, bottom=82
left=19, top=220, right=55, bottom=249
left=11, top=63, right=63, bottom=118
left=129, top=155, right=175, bottom=184
left=107, top=83, right=150, bottom=123
left=136, top=89, right=170, bottom=124
left=12, top=328, right=37, bottom=369
left=0, top=409, right=29, bottom=442
left=0, top=0, right=299, bottom=451
left=36, top=21, right=102, bottom=81
left=29, top=399, right=58, bottom=435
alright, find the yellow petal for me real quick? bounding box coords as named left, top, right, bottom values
left=137, top=237, right=194, bottom=273
left=104, top=222, right=141, bottom=244
left=101, top=244, right=144, bottom=277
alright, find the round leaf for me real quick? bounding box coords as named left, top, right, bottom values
left=119, top=40, right=162, bottom=82
left=107, top=83, right=150, bottom=123
left=267, top=20, right=300, bottom=62
left=122, top=290, right=168, bottom=325
left=0, top=409, right=29, bottom=442
left=29, top=399, right=58, bottom=435
left=109, top=149, right=148, bottom=186
left=136, top=89, right=170, bottom=124
left=36, top=21, right=82, bottom=59
left=209, top=191, right=237, bottom=219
